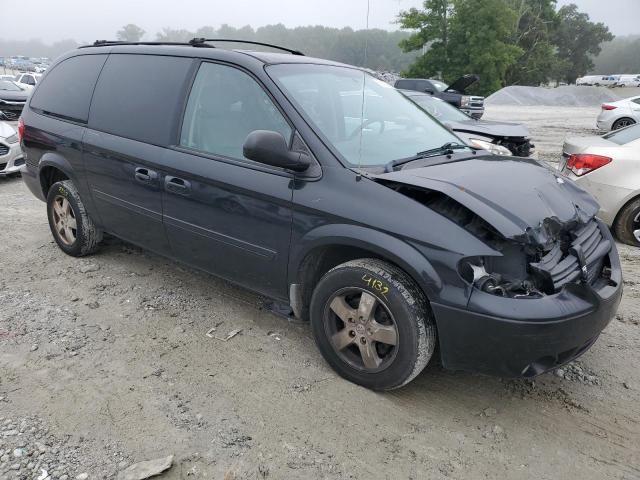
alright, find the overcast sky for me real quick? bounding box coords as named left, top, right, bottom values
left=0, top=0, right=637, bottom=43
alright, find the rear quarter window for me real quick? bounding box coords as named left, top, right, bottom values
left=30, top=54, right=107, bottom=122
left=89, top=54, right=193, bottom=146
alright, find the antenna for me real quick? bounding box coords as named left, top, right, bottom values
left=364, top=0, right=371, bottom=67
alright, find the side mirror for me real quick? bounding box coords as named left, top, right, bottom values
left=243, top=130, right=311, bottom=173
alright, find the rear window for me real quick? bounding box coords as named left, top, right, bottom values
left=30, top=54, right=107, bottom=122
left=89, top=54, right=193, bottom=146
left=604, top=123, right=640, bottom=145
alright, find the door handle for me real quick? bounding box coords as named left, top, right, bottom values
left=135, top=167, right=157, bottom=183
left=165, top=176, right=191, bottom=195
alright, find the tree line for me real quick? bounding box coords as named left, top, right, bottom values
left=115, top=23, right=419, bottom=73
left=398, top=0, right=614, bottom=95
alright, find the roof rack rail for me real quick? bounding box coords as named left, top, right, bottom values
left=80, top=40, right=214, bottom=49
left=188, top=38, right=304, bottom=56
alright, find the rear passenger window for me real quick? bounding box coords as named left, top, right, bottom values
left=180, top=62, right=292, bottom=161
left=30, top=55, right=107, bottom=122
left=89, top=54, right=192, bottom=146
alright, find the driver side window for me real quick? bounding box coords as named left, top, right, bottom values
left=180, top=62, right=292, bottom=161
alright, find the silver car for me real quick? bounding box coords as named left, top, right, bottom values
left=561, top=124, right=640, bottom=246
left=0, top=121, right=24, bottom=176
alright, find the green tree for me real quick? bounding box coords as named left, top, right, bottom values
left=552, top=4, right=613, bottom=83
left=116, top=24, right=145, bottom=42
left=398, top=1, right=454, bottom=78
left=155, top=27, right=194, bottom=42
left=505, top=0, right=559, bottom=85
left=593, top=36, right=640, bottom=74
left=399, top=0, right=522, bottom=95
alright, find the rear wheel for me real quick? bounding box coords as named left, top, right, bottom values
left=46, top=180, right=102, bottom=256
left=614, top=198, right=640, bottom=247
left=612, top=118, right=635, bottom=130
left=310, top=259, right=436, bottom=390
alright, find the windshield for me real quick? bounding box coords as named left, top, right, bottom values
left=603, top=123, right=640, bottom=145
left=267, top=64, right=467, bottom=167
left=406, top=94, right=470, bottom=122
left=0, top=80, right=21, bottom=92
left=430, top=79, right=448, bottom=92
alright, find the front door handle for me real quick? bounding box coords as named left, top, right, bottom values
left=165, top=176, right=191, bottom=195
left=135, top=167, right=157, bottom=183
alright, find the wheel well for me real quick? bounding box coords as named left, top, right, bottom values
left=39, top=166, right=69, bottom=196
left=613, top=117, right=636, bottom=126
left=293, top=245, right=418, bottom=321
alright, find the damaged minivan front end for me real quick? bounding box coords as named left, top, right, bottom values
left=375, top=155, right=622, bottom=377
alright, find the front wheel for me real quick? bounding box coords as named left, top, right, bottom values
left=310, top=259, right=436, bottom=390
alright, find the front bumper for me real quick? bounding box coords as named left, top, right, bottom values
left=461, top=108, right=484, bottom=119
left=0, top=141, right=24, bottom=175
left=432, top=238, right=622, bottom=377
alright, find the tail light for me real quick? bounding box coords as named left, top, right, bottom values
left=601, top=104, right=617, bottom=111
left=17, top=117, right=25, bottom=143
left=566, top=153, right=611, bottom=176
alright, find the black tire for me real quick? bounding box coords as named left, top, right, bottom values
left=612, top=118, right=635, bottom=130
left=46, top=180, right=102, bottom=256
left=614, top=197, right=640, bottom=247
left=310, top=259, right=436, bottom=390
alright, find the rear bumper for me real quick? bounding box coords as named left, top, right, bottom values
left=433, top=239, right=622, bottom=377
left=21, top=164, right=45, bottom=201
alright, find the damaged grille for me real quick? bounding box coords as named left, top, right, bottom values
left=530, top=220, right=610, bottom=292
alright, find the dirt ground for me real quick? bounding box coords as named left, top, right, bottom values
left=1, top=106, right=639, bottom=480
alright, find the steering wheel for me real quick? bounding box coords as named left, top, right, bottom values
left=348, top=118, right=386, bottom=140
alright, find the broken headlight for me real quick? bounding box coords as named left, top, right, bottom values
left=459, top=255, right=542, bottom=298
left=468, top=138, right=512, bottom=156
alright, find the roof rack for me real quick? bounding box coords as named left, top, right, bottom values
left=80, top=40, right=213, bottom=48
left=82, top=39, right=304, bottom=56
left=188, top=38, right=304, bottom=56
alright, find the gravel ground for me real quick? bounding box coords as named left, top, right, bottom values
left=1, top=106, right=640, bottom=479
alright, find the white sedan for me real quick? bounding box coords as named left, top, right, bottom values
left=596, top=96, right=640, bottom=131
left=560, top=124, right=640, bottom=246
left=0, top=121, right=24, bottom=177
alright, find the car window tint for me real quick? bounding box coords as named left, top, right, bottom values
left=604, top=123, right=640, bottom=145
left=633, top=98, right=640, bottom=105
left=180, top=62, right=292, bottom=160
left=30, top=55, right=107, bottom=122
left=89, top=54, right=192, bottom=146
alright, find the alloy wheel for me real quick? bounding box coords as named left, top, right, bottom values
left=633, top=211, right=640, bottom=244
left=51, top=195, right=77, bottom=246
left=324, top=288, right=399, bottom=372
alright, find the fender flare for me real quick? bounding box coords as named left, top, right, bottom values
left=288, top=223, right=443, bottom=301
left=38, top=153, right=79, bottom=194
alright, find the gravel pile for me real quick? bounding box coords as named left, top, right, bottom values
left=554, top=362, right=601, bottom=385
left=486, top=85, right=621, bottom=107
left=369, top=70, right=400, bottom=85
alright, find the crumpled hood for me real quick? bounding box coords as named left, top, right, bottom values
left=446, top=119, right=530, bottom=139
left=374, top=156, right=599, bottom=246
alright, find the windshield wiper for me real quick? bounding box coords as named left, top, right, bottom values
left=384, top=142, right=471, bottom=172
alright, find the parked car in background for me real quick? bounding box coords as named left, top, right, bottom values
left=0, top=121, right=24, bottom=176
left=394, top=75, right=485, bottom=119
left=614, top=75, right=640, bottom=88
left=15, top=73, right=42, bottom=88
left=401, top=91, right=534, bottom=157
left=0, top=79, right=29, bottom=121
left=561, top=124, right=640, bottom=246
left=597, top=96, right=640, bottom=131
